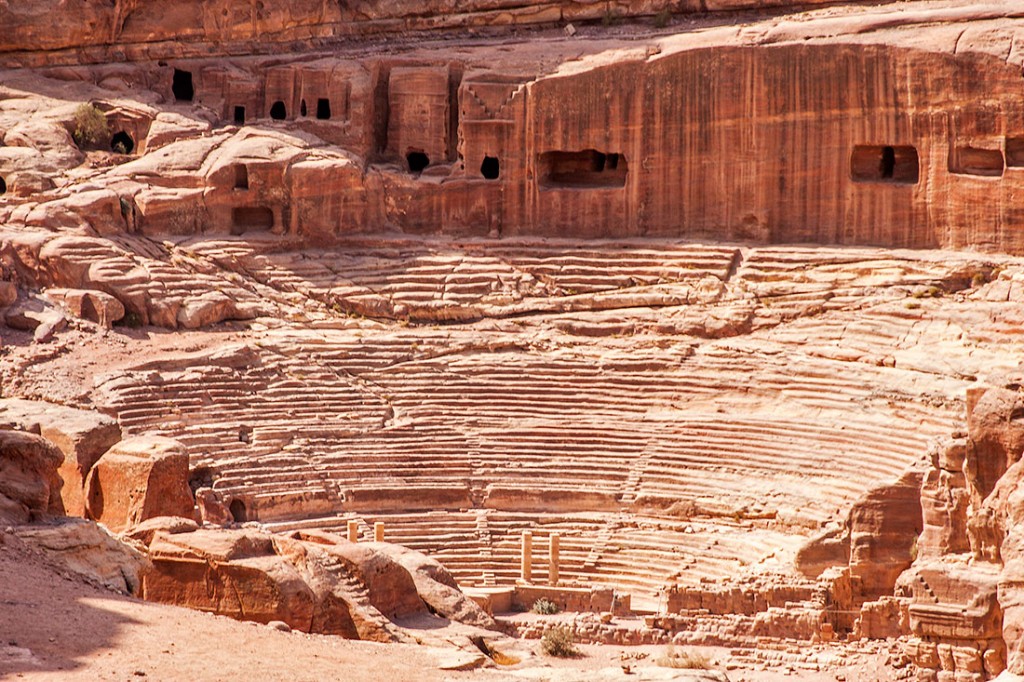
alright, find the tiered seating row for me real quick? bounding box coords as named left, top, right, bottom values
left=269, top=510, right=801, bottom=601
left=98, top=325, right=951, bottom=528
left=189, top=238, right=740, bottom=316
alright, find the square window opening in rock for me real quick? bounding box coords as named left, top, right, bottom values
left=850, top=145, right=919, bottom=184
left=950, top=146, right=1004, bottom=177
left=537, top=150, right=628, bottom=189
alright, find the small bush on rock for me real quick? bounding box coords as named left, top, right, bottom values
left=532, top=598, right=559, bottom=615
left=656, top=645, right=710, bottom=669
left=72, top=103, right=108, bottom=149
left=541, top=626, right=579, bottom=658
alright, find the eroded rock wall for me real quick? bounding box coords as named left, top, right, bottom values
left=0, top=0, right=884, bottom=68
left=888, top=375, right=1024, bottom=680
left=19, top=37, right=1024, bottom=255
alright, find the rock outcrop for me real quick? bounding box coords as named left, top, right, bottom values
left=13, top=517, right=149, bottom=594
left=795, top=469, right=923, bottom=605
left=0, top=399, right=121, bottom=516
left=138, top=525, right=498, bottom=641
left=0, top=428, right=64, bottom=523
left=890, top=374, right=1024, bottom=679
left=85, top=436, right=195, bottom=533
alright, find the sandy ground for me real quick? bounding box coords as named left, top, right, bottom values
left=0, top=530, right=460, bottom=682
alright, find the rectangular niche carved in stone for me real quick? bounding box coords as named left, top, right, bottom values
left=850, top=145, right=919, bottom=184
left=950, top=146, right=1004, bottom=177
left=1005, top=137, right=1024, bottom=168
left=316, top=98, right=331, bottom=120
left=537, top=150, right=628, bottom=189
left=231, top=206, right=273, bottom=235
left=234, top=165, right=249, bottom=190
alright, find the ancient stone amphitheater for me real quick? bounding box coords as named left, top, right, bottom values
left=5, top=0, right=1024, bottom=680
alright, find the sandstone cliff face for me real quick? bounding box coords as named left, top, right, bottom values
left=0, top=0, right=858, bottom=68
left=7, top=11, right=1024, bottom=263
left=892, top=375, right=1024, bottom=680
left=495, top=41, right=1024, bottom=251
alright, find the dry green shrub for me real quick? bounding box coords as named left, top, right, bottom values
left=72, top=103, right=108, bottom=148
left=541, top=626, right=580, bottom=658
left=532, top=598, right=559, bottom=615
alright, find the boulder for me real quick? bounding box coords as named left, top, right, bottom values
left=124, top=515, right=200, bottom=546
left=176, top=291, right=238, bottom=329
left=84, top=436, right=195, bottom=533
left=194, top=487, right=234, bottom=526
left=0, top=429, right=64, bottom=523
left=42, top=287, right=125, bottom=327
left=0, top=399, right=121, bottom=516
left=383, top=542, right=497, bottom=630
left=3, top=295, right=67, bottom=342
left=795, top=526, right=850, bottom=579
left=143, top=528, right=317, bottom=632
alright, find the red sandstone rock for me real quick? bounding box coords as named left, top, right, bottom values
left=42, top=287, right=126, bottom=327
left=918, top=438, right=972, bottom=559
left=849, top=469, right=925, bottom=600
left=974, top=459, right=1024, bottom=676
left=966, top=377, right=1024, bottom=506
left=795, top=468, right=923, bottom=601
left=0, top=398, right=121, bottom=517
left=125, top=515, right=201, bottom=546
left=0, top=280, right=16, bottom=309
left=0, top=428, right=64, bottom=523
left=137, top=526, right=492, bottom=642
left=143, top=529, right=318, bottom=632
left=854, top=596, right=909, bottom=640
left=0, top=0, right=848, bottom=67
left=14, top=517, right=149, bottom=594
left=84, top=436, right=195, bottom=533
left=4, top=296, right=67, bottom=342
left=378, top=543, right=497, bottom=630
left=194, top=487, right=234, bottom=527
